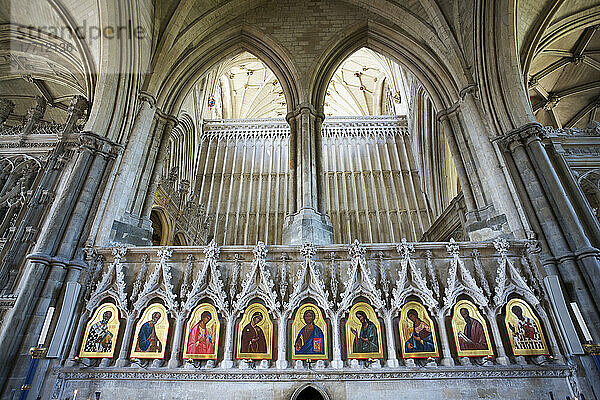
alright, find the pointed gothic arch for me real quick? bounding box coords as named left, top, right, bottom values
left=149, top=25, right=301, bottom=117
left=290, top=384, right=330, bottom=400
left=309, top=21, right=464, bottom=115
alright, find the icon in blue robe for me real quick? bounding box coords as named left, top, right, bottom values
left=135, top=312, right=162, bottom=353
left=295, top=324, right=325, bottom=354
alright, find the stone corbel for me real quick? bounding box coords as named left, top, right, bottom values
left=285, top=102, right=325, bottom=124
left=138, top=91, right=157, bottom=109
left=62, top=96, right=90, bottom=136
left=493, top=122, right=544, bottom=152
left=78, top=131, right=124, bottom=159
left=22, top=96, right=47, bottom=135
left=435, top=84, right=479, bottom=123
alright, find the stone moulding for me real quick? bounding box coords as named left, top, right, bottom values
left=57, top=365, right=570, bottom=383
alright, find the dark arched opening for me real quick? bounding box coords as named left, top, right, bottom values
left=150, top=210, right=163, bottom=246
left=295, top=386, right=324, bottom=400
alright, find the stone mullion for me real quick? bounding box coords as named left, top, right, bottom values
left=222, top=137, right=238, bottom=245
left=322, top=136, right=335, bottom=240
left=220, top=315, right=235, bottom=368
left=198, top=136, right=216, bottom=207
left=282, top=137, right=289, bottom=237
left=436, top=313, right=455, bottom=366
left=276, top=313, right=288, bottom=369
left=366, top=135, right=388, bottom=242
left=273, top=136, right=283, bottom=244
left=233, top=139, right=247, bottom=245
left=353, top=135, right=374, bottom=242
left=330, top=139, right=342, bottom=243
left=383, top=311, right=399, bottom=368
left=287, top=118, right=297, bottom=216
left=380, top=137, right=403, bottom=241
left=330, top=137, right=346, bottom=243
left=373, top=136, right=395, bottom=242
left=486, top=311, right=509, bottom=365
left=330, top=315, right=343, bottom=369
left=167, top=314, right=185, bottom=368
left=253, top=136, right=266, bottom=243
left=116, top=314, right=136, bottom=367
left=243, top=137, right=257, bottom=245
left=390, top=133, right=417, bottom=240
left=314, top=116, right=327, bottom=215
left=192, top=134, right=210, bottom=197
left=334, top=138, right=350, bottom=243
left=205, top=136, right=222, bottom=218
left=263, top=135, right=275, bottom=244
left=344, top=136, right=362, bottom=242
left=212, top=136, right=229, bottom=242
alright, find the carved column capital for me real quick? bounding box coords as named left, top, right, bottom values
left=63, top=95, right=89, bottom=134
left=78, top=131, right=123, bottom=159
left=138, top=91, right=157, bottom=108
left=286, top=102, right=325, bottom=123
left=155, top=109, right=178, bottom=127
left=495, top=122, right=545, bottom=152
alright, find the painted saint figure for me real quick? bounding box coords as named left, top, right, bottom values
left=294, top=309, right=325, bottom=355
left=186, top=311, right=216, bottom=355
left=351, top=310, right=379, bottom=353
left=457, top=308, right=488, bottom=350
left=404, top=308, right=435, bottom=353
left=135, top=311, right=163, bottom=352
left=509, top=305, right=543, bottom=350
left=240, top=311, right=267, bottom=353
left=83, top=310, right=113, bottom=353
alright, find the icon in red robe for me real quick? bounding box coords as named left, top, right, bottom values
left=187, top=311, right=216, bottom=355
left=457, top=308, right=488, bottom=350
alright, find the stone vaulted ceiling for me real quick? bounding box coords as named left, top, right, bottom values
left=0, top=0, right=97, bottom=124
left=197, top=48, right=410, bottom=119
left=324, top=48, right=409, bottom=117
left=519, top=0, right=600, bottom=129
left=202, top=52, right=287, bottom=119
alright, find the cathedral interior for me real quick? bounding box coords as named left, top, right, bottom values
left=0, top=0, right=600, bottom=399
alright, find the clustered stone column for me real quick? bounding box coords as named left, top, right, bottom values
left=498, top=123, right=600, bottom=341
left=0, top=128, right=121, bottom=389
left=282, top=103, right=333, bottom=244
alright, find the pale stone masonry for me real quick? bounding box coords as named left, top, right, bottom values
left=0, top=1, right=599, bottom=399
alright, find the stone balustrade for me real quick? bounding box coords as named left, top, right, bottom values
left=64, top=238, right=563, bottom=372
